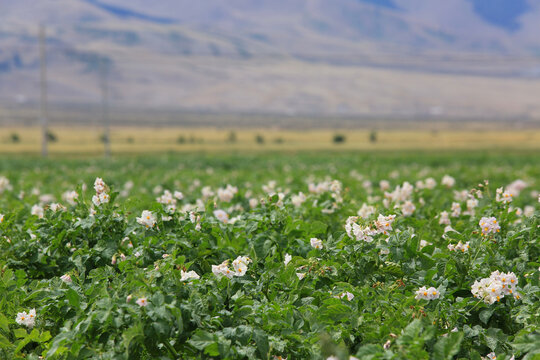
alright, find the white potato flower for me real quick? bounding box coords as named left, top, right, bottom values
left=439, top=211, right=451, bottom=225
left=217, top=184, right=238, bottom=202
left=374, top=214, right=396, bottom=234
left=137, top=210, right=157, bottom=228
left=338, top=292, right=354, bottom=301
left=31, top=205, right=44, bottom=219
left=180, top=270, right=200, bottom=281
left=62, top=190, right=79, bottom=206
left=291, top=192, right=306, bottom=208
left=425, top=177, right=437, bottom=189
left=212, top=259, right=246, bottom=279
left=441, top=175, right=455, bottom=188
left=479, top=217, right=500, bottom=236
left=213, top=209, right=229, bottom=223
left=0, top=176, right=12, bottom=194
left=471, top=271, right=520, bottom=304
left=310, top=238, right=323, bottom=249
left=284, top=253, right=292, bottom=266
left=15, top=309, right=36, bottom=328
left=136, top=297, right=149, bottom=307
left=49, top=203, right=66, bottom=212
left=496, top=187, right=513, bottom=204
left=401, top=201, right=416, bottom=217
left=174, top=191, right=184, bottom=200
left=357, top=203, right=375, bottom=219
left=415, top=286, right=440, bottom=300
left=94, top=177, right=106, bottom=194
left=450, top=202, right=461, bottom=217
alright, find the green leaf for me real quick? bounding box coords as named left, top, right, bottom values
left=432, top=332, right=464, bottom=360
left=0, top=313, right=9, bottom=333
left=512, top=332, right=540, bottom=356
left=14, top=329, right=40, bottom=354
left=188, top=330, right=216, bottom=351
left=39, top=331, right=51, bottom=343
left=14, top=328, right=27, bottom=339
left=0, top=333, right=12, bottom=349
left=397, top=319, right=423, bottom=346
left=66, top=288, right=80, bottom=309
left=253, top=329, right=269, bottom=358
left=309, top=221, right=328, bottom=236
left=204, top=342, right=220, bottom=356
left=354, top=344, right=383, bottom=360
left=479, top=308, right=494, bottom=325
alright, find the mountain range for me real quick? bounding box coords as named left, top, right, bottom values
left=1, top=0, right=540, bottom=121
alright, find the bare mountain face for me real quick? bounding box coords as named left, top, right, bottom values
left=1, top=0, right=540, bottom=120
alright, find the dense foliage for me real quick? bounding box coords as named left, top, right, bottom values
left=0, top=151, right=538, bottom=359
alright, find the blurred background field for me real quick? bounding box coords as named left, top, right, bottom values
left=1, top=125, right=540, bottom=155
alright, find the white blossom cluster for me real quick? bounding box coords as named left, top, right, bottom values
left=136, top=210, right=157, bottom=228
left=92, top=177, right=110, bottom=206
left=415, top=177, right=437, bottom=190
left=180, top=270, right=200, bottom=281
left=441, top=175, right=456, bottom=188
left=15, top=309, right=36, bottom=328
left=345, top=213, right=396, bottom=242
left=479, top=216, right=500, bottom=236
left=217, top=184, right=238, bottom=202
left=447, top=241, right=470, bottom=253
left=383, top=181, right=413, bottom=208
left=212, top=256, right=251, bottom=278
left=496, top=187, right=513, bottom=204
left=415, top=286, right=440, bottom=300
left=61, top=190, right=79, bottom=206
left=291, top=192, right=306, bottom=208
left=471, top=270, right=520, bottom=304
left=310, top=238, right=323, bottom=249
left=308, top=179, right=343, bottom=206
left=357, top=203, right=376, bottom=219
left=156, top=189, right=183, bottom=213
left=0, top=176, right=12, bottom=194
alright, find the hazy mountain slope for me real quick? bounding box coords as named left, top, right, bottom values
left=1, top=0, right=540, bottom=120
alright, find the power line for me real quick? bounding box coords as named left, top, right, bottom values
left=39, top=25, right=48, bottom=157
left=100, top=59, right=111, bottom=157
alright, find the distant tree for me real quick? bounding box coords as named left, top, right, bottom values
left=273, top=137, right=284, bottom=144
left=228, top=131, right=237, bottom=143
left=99, top=133, right=109, bottom=144
left=177, top=136, right=186, bottom=144
left=369, top=130, right=377, bottom=143
left=333, top=134, right=346, bottom=144
left=10, top=133, right=20, bottom=143
left=127, top=137, right=134, bottom=144
left=255, top=134, right=265, bottom=144
left=46, top=130, right=57, bottom=143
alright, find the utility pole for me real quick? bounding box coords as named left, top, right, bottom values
left=100, top=59, right=111, bottom=157
left=39, top=25, right=48, bottom=157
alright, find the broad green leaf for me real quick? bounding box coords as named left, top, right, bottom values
left=432, top=332, right=464, bottom=360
